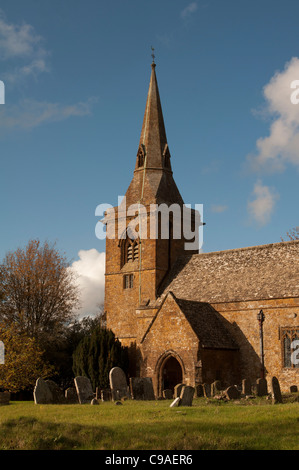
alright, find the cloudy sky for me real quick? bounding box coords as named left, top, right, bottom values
left=0, top=0, right=299, bottom=317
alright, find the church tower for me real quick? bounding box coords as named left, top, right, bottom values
left=104, top=59, right=199, bottom=369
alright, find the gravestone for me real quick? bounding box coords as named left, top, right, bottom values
left=163, top=389, right=173, bottom=399
left=211, top=380, right=222, bottom=396
left=271, top=376, right=282, bottom=404
left=91, top=398, right=99, bottom=405
left=109, top=367, right=129, bottom=400
left=256, top=378, right=268, bottom=396
left=180, top=385, right=195, bottom=406
left=290, top=385, right=298, bottom=393
left=224, top=385, right=240, bottom=400
left=0, top=391, right=10, bottom=405
left=170, top=397, right=181, bottom=408
left=45, top=380, right=65, bottom=404
left=74, top=376, right=94, bottom=404
left=242, top=378, right=252, bottom=396
left=203, top=383, right=211, bottom=398
left=65, top=387, right=78, bottom=404
left=174, top=383, right=185, bottom=398
left=97, top=388, right=112, bottom=401
left=196, top=384, right=204, bottom=397
left=130, top=377, right=155, bottom=400
left=33, top=377, right=53, bottom=404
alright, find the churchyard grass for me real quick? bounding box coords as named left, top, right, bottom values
left=0, top=397, right=298, bottom=450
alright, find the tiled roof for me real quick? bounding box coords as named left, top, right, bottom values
left=159, top=240, right=299, bottom=303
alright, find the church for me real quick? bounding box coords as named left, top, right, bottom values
left=103, top=59, right=299, bottom=395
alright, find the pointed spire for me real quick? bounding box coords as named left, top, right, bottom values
left=135, top=61, right=170, bottom=170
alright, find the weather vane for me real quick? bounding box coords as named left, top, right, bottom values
left=151, top=46, right=155, bottom=64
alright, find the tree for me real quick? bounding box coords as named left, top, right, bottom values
left=72, top=325, right=129, bottom=390
left=0, top=239, right=80, bottom=347
left=285, top=227, right=299, bottom=241
left=0, top=322, right=54, bottom=393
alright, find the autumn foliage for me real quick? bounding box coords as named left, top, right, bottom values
left=0, top=239, right=80, bottom=346
left=0, top=322, right=54, bottom=393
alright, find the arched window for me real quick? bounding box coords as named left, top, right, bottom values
left=137, top=145, right=146, bottom=168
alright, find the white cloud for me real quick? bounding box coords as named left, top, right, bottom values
left=181, top=2, right=198, bottom=19
left=0, top=9, right=48, bottom=83
left=247, top=180, right=279, bottom=227
left=250, top=57, right=299, bottom=172
left=211, top=204, right=228, bottom=213
left=70, top=249, right=105, bottom=318
left=0, top=97, right=96, bottom=131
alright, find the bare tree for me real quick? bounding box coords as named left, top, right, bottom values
left=0, top=239, right=80, bottom=346
left=281, top=227, right=299, bottom=241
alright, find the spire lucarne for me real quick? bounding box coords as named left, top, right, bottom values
left=125, top=62, right=184, bottom=207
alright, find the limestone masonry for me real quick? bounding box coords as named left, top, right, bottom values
left=104, top=60, right=299, bottom=395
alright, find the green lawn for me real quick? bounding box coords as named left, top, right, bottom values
left=0, top=398, right=298, bottom=450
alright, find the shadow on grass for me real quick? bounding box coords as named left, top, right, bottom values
left=0, top=410, right=298, bottom=450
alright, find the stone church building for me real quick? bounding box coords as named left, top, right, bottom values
left=104, top=60, right=299, bottom=395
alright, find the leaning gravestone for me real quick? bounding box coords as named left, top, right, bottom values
left=65, top=387, right=79, bottom=404
left=174, top=383, right=185, bottom=399
left=34, top=377, right=53, bottom=404
left=109, top=367, right=129, bottom=400
left=211, top=380, right=222, bottom=396
left=256, top=378, right=268, bottom=396
left=180, top=385, right=195, bottom=406
left=74, top=376, right=94, bottom=404
left=170, top=397, right=181, bottom=408
left=130, top=377, right=155, bottom=400
left=271, top=376, right=282, bottom=404
left=203, top=383, right=211, bottom=398
left=224, top=385, right=240, bottom=400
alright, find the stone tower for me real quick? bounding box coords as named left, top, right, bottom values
left=104, top=61, right=199, bottom=373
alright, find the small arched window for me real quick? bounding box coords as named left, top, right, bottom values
left=137, top=145, right=146, bottom=168
left=120, top=232, right=140, bottom=267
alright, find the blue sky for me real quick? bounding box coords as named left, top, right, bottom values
left=1, top=0, right=299, bottom=313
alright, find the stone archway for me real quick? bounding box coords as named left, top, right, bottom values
left=156, top=351, right=185, bottom=396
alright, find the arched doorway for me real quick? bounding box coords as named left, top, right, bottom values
left=161, top=356, right=183, bottom=393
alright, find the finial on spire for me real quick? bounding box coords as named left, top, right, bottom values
left=151, top=46, right=155, bottom=65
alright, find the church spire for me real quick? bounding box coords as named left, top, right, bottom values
left=135, top=60, right=170, bottom=171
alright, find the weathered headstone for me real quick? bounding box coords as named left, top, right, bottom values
left=224, top=385, right=240, bottom=400
left=211, top=380, right=222, bottom=396
left=109, top=367, right=129, bottom=400
left=256, top=378, right=268, bottom=396
left=99, top=388, right=112, bottom=401
left=174, top=383, right=185, bottom=398
left=195, top=384, right=204, bottom=397
left=91, top=398, right=99, bottom=405
left=170, top=397, right=181, bottom=407
left=203, top=383, right=211, bottom=398
left=74, top=376, right=94, bottom=404
left=180, top=385, right=195, bottom=406
left=130, top=377, right=155, bottom=400
left=271, top=376, right=282, bottom=404
left=290, top=385, right=298, bottom=393
left=143, top=378, right=155, bottom=400
left=33, top=377, right=53, bottom=404
left=163, top=389, right=173, bottom=399
left=45, top=380, right=65, bottom=404
left=242, top=378, right=252, bottom=396
left=65, top=387, right=78, bottom=404
left=0, top=391, right=10, bottom=405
